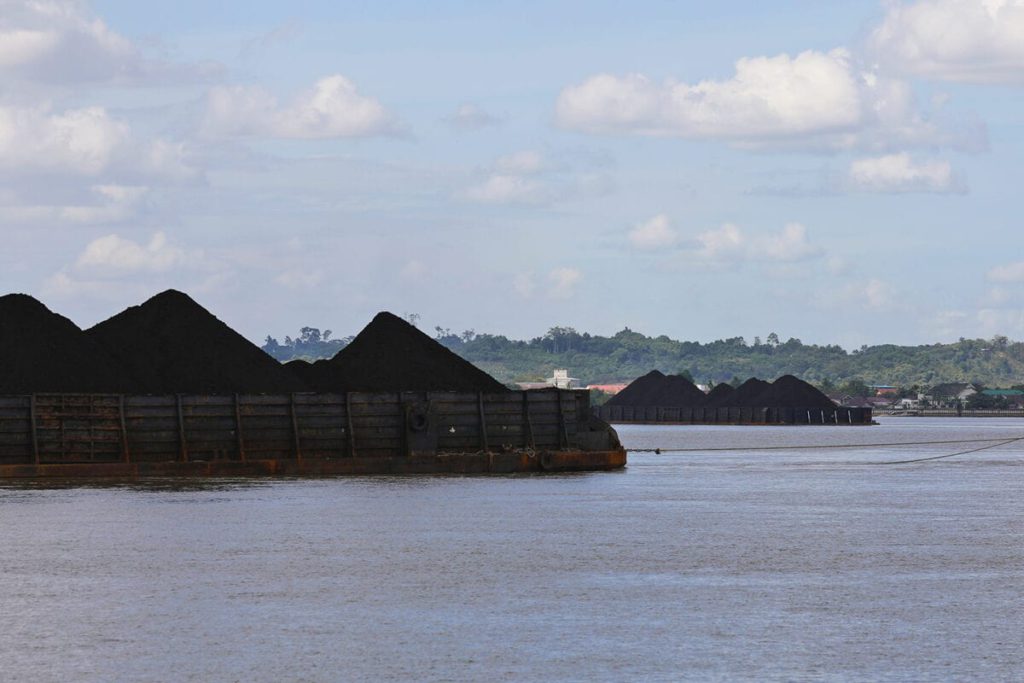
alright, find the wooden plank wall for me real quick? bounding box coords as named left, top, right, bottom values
left=0, top=389, right=583, bottom=465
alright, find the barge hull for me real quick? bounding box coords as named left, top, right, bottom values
left=0, top=389, right=625, bottom=478
left=0, top=449, right=626, bottom=479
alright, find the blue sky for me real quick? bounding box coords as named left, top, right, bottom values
left=2, top=1, right=1023, bottom=348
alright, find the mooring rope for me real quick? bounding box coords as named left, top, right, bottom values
left=626, top=434, right=1024, bottom=465
left=875, top=436, right=1024, bottom=465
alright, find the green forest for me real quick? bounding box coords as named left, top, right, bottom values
left=262, top=325, right=1024, bottom=390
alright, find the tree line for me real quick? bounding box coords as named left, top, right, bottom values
left=262, top=324, right=1024, bottom=390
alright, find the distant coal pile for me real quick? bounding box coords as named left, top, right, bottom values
left=749, top=375, right=836, bottom=410
left=87, top=290, right=307, bottom=394
left=609, top=372, right=836, bottom=411
left=606, top=370, right=706, bottom=407
left=717, top=378, right=773, bottom=408
left=703, top=382, right=735, bottom=408
left=304, top=312, right=509, bottom=393
left=0, top=294, right=139, bottom=394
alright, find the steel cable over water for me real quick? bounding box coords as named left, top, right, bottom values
left=626, top=434, right=1024, bottom=465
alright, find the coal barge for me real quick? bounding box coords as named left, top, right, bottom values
left=596, top=371, right=874, bottom=425
left=0, top=291, right=624, bottom=478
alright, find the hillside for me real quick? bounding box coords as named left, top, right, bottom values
left=263, top=326, right=1024, bottom=389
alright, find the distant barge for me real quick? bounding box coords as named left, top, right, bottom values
left=0, top=389, right=625, bottom=479
left=594, top=404, right=873, bottom=425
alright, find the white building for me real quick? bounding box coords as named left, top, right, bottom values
left=548, top=369, right=579, bottom=389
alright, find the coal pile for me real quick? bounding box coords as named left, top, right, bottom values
left=87, top=290, right=307, bottom=394
left=304, top=312, right=509, bottom=393
left=750, top=375, right=836, bottom=410
left=716, top=378, right=772, bottom=407
left=703, top=382, right=735, bottom=408
left=606, top=370, right=706, bottom=407
left=0, top=294, right=139, bottom=394
left=283, top=359, right=320, bottom=386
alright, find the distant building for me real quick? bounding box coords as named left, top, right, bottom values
left=548, top=369, right=579, bottom=389
left=831, top=393, right=898, bottom=409
left=517, top=368, right=581, bottom=391
left=870, top=385, right=899, bottom=396
left=975, top=389, right=1024, bottom=408
left=869, top=396, right=896, bottom=408
left=980, top=389, right=1024, bottom=398
left=925, top=382, right=980, bottom=407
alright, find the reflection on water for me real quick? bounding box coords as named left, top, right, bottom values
left=1, top=417, right=1022, bottom=682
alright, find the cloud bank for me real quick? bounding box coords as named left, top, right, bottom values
left=847, top=153, right=962, bottom=193
left=870, top=0, right=1024, bottom=84
left=203, top=75, right=396, bottom=139
left=555, top=48, right=973, bottom=150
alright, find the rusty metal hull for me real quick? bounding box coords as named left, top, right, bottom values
left=0, top=389, right=625, bottom=479
left=0, top=448, right=626, bottom=479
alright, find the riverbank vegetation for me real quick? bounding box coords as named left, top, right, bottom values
left=263, top=325, right=1024, bottom=389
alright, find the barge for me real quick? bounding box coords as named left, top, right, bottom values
left=0, top=388, right=625, bottom=479
left=594, top=404, right=873, bottom=425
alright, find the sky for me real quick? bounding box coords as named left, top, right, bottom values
left=2, top=0, right=1024, bottom=349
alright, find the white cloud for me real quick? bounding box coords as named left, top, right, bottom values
left=762, top=223, right=824, bottom=261
left=693, top=222, right=823, bottom=264
left=548, top=267, right=582, bottom=299
left=696, top=223, right=747, bottom=260
left=930, top=306, right=1024, bottom=339
left=140, top=139, right=198, bottom=183
left=827, top=256, right=852, bottom=276
left=556, top=48, right=972, bottom=150
left=628, top=213, right=677, bottom=249
left=42, top=231, right=219, bottom=302
left=836, top=278, right=894, bottom=311
left=513, top=272, right=536, bottom=298
left=203, top=75, right=396, bottom=139
left=976, top=307, right=1024, bottom=336
left=847, top=153, right=961, bottom=193
left=63, top=185, right=147, bottom=222
left=988, top=260, right=1024, bottom=282
left=76, top=231, right=191, bottom=272
left=0, top=183, right=147, bottom=224
left=0, top=28, right=59, bottom=66
left=464, top=173, right=545, bottom=204
left=447, top=103, right=499, bottom=130
left=0, top=104, right=197, bottom=180
left=558, top=50, right=858, bottom=140
left=862, top=278, right=892, bottom=310
left=41, top=270, right=122, bottom=300
left=0, top=104, right=128, bottom=175
left=464, top=150, right=548, bottom=204
left=274, top=268, right=324, bottom=289
left=982, top=286, right=1012, bottom=306
left=0, top=0, right=217, bottom=84
left=869, top=0, right=1024, bottom=84
left=398, top=259, right=428, bottom=283
left=495, top=150, right=545, bottom=174
left=463, top=149, right=611, bottom=205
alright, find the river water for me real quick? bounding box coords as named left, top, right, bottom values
left=1, top=417, right=1022, bottom=682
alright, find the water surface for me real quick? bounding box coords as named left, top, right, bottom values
left=2, top=417, right=1021, bottom=681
